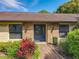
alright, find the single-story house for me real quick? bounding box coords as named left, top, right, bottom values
left=0, top=12, right=78, bottom=44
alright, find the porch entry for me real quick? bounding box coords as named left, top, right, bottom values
left=34, top=24, right=46, bottom=42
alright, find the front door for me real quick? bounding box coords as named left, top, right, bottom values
left=34, top=24, right=46, bottom=42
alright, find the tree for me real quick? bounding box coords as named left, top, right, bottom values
left=62, top=29, right=79, bottom=59
left=72, top=22, right=79, bottom=30
left=38, top=10, right=49, bottom=13
left=56, top=0, right=79, bottom=13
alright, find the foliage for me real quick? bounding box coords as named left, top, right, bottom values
left=0, top=56, right=11, bottom=59
left=0, top=42, right=10, bottom=52
left=32, top=44, right=40, bottom=59
left=6, top=41, right=20, bottom=57
left=56, top=0, right=79, bottom=13
left=52, top=37, right=58, bottom=45
left=72, top=22, right=79, bottom=30
left=38, top=10, right=49, bottom=13
left=61, top=29, right=79, bottom=59
left=0, top=41, right=20, bottom=52
left=17, top=39, right=35, bottom=59
left=0, top=41, right=20, bottom=58
left=0, top=40, right=40, bottom=59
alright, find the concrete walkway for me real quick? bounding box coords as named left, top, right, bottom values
left=39, top=44, right=64, bottom=59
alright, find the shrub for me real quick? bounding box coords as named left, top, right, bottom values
left=0, top=42, right=9, bottom=52
left=6, top=41, right=20, bottom=57
left=32, top=44, right=40, bottom=59
left=17, top=39, right=35, bottom=59
left=72, top=22, right=79, bottom=30
left=0, top=39, right=40, bottom=59
left=52, top=37, right=58, bottom=45
left=61, top=29, right=79, bottom=59
left=0, top=41, right=20, bottom=58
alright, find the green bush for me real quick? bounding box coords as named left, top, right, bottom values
left=0, top=41, right=40, bottom=59
left=32, top=44, right=40, bottom=59
left=6, top=41, right=20, bottom=57
left=0, top=41, right=20, bottom=58
left=0, top=42, right=11, bottom=52
left=52, top=37, right=58, bottom=45
left=61, top=29, right=79, bottom=59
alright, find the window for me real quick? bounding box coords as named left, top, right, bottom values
left=9, top=24, right=22, bottom=39
left=59, top=24, right=69, bottom=38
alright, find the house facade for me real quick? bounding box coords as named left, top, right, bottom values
left=0, top=12, right=78, bottom=44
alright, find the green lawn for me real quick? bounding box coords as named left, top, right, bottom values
left=0, top=56, right=11, bottom=59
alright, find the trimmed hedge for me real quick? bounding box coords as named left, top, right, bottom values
left=61, top=29, right=79, bottom=59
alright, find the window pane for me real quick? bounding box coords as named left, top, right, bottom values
left=16, top=25, right=22, bottom=32
left=59, top=32, right=67, bottom=38
left=9, top=24, right=22, bottom=39
left=9, top=25, right=16, bottom=32
left=10, top=33, right=22, bottom=39
left=9, top=24, right=22, bottom=32
left=59, top=25, right=69, bottom=38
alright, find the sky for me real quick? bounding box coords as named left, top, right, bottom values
left=0, top=0, right=69, bottom=13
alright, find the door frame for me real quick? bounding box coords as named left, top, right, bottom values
left=33, top=23, right=47, bottom=44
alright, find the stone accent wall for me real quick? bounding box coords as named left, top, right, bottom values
left=47, top=23, right=59, bottom=44
left=23, top=23, right=56, bottom=43
left=23, top=23, right=34, bottom=40
left=47, top=23, right=53, bottom=43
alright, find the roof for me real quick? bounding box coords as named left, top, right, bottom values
left=0, top=12, right=78, bottom=22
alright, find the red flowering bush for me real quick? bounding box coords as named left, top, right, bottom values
left=17, top=39, right=35, bottom=59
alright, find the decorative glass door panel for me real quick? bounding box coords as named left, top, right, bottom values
left=34, top=24, right=46, bottom=42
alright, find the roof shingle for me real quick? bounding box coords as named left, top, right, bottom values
left=0, top=12, right=78, bottom=22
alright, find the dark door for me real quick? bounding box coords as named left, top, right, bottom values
left=34, top=24, right=46, bottom=42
